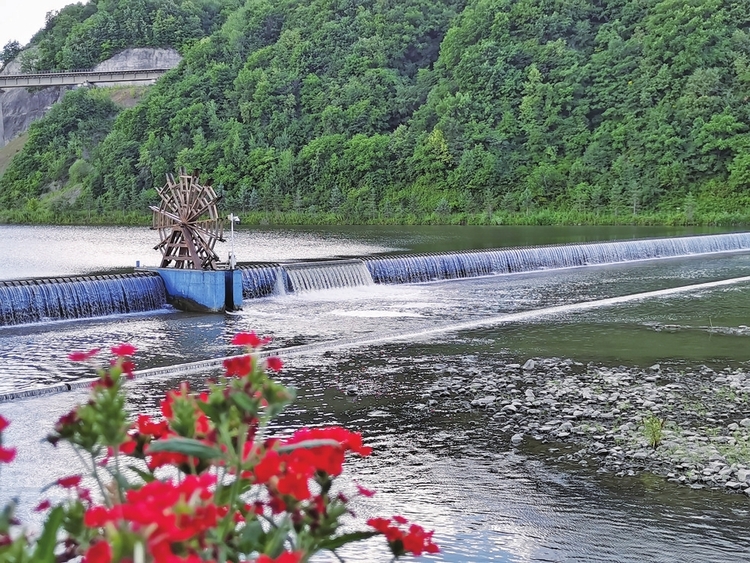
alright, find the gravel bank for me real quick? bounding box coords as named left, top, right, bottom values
left=418, top=357, right=750, bottom=495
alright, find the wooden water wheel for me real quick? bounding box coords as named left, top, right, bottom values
left=151, top=169, right=225, bottom=269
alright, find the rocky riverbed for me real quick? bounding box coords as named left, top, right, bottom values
left=416, top=357, right=750, bottom=495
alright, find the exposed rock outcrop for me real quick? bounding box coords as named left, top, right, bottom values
left=0, top=60, right=68, bottom=148
left=0, top=48, right=181, bottom=147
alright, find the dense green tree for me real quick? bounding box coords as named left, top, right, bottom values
left=4, top=0, right=750, bottom=224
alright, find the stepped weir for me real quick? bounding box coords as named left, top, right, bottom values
left=363, top=232, right=750, bottom=284
left=236, top=232, right=750, bottom=296
left=0, top=272, right=166, bottom=326
left=1, top=233, right=750, bottom=327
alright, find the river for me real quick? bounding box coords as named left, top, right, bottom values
left=1, top=224, right=750, bottom=562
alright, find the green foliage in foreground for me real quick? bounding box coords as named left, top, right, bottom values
left=2, top=0, right=750, bottom=226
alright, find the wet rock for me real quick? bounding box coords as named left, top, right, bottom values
left=511, top=433, right=524, bottom=446
left=523, top=359, right=536, bottom=371
left=471, top=395, right=496, bottom=407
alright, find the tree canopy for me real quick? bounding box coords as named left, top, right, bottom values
left=2, top=0, right=750, bottom=225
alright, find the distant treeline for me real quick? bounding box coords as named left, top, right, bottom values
left=1, top=0, right=750, bottom=226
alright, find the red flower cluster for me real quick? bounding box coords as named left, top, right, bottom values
left=84, top=473, right=223, bottom=562
left=231, top=332, right=272, bottom=348
left=68, top=348, right=100, bottom=362
left=141, top=387, right=214, bottom=471
left=111, top=343, right=137, bottom=357
left=2, top=334, right=440, bottom=563
left=0, top=415, right=16, bottom=463
left=253, top=426, right=372, bottom=502
left=223, top=354, right=253, bottom=377
left=367, top=516, right=440, bottom=557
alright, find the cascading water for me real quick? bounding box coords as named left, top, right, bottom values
left=363, top=232, right=750, bottom=284
left=236, top=233, right=750, bottom=298
left=0, top=272, right=167, bottom=326
left=239, top=264, right=282, bottom=299
left=282, top=260, right=374, bottom=293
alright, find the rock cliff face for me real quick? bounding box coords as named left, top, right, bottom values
left=0, top=48, right=181, bottom=147
left=0, top=60, right=67, bottom=148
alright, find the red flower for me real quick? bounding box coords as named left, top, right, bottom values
left=35, top=500, right=51, bottom=512
left=393, top=515, right=408, bottom=524
left=256, top=552, right=303, bottom=563
left=136, top=414, right=168, bottom=437
left=83, top=540, right=112, bottom=563
left=83, top=474, right=223, bottom=561
left=356, top=483, right=376, bottom=497
left=367, top=516, right=439, bottom=556
left=57, top=475, right=82, bottom=489
left=84, top=505, right=112, bottom=528
left=223, top=355, right=253, bottom=377
left=120, top=360, right=136, bottom=379
left=265, top=356, right=283, bottom=372
left=68, top=348, right=100, bottom=362
left=119, top=440, right=137, bottom=455
left=0, top=452, right=10, bottom=466
left=111, top=343, right=137, bottom=357
left=0, top=415, right=14, bottom=463
left=231, top=332, right=271, bottom=348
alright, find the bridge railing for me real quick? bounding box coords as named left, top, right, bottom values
left=0, top=68, right=172, bottom=88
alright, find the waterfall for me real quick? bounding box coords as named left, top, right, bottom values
left=363, top=232, right=750, bottom=284
left=282, top=260, right=374, bottom=293
left=0, top=272, right=167, bottom=326
left=239, top=264, right=283, bottom=299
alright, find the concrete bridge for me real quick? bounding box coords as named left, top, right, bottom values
left=0, top=68, right=171, bottom=89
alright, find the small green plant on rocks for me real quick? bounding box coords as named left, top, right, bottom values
left=643, top=414, right=666, bottom=449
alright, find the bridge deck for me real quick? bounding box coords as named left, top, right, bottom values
left=0, top=68, right=171, bottom=88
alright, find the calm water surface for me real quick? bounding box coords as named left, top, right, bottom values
left=1, top=224, right=750, bottom=562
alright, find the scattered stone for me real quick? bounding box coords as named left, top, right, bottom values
left=443, top=356, right=750, bottom=495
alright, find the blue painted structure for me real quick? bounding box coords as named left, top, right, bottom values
left=147, top=268, right=243, bottom=313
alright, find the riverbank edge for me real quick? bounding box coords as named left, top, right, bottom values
left=2, top=209, right=750, bottom=228
left=420, top=355, right=750, bottom=496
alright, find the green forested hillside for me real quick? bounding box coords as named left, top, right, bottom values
left=2, top=0, right=750, bottom=225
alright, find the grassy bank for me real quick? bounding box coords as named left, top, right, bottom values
left=2, top=208, right=750, bottom=228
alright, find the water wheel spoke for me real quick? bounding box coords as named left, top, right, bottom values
left=186, top=194, right=221, bottom=223
left=191, top=230, right=220, bottom=258
left=151, top=206, right=183, bottom=227
left=189, top=219, right=226, bottom=243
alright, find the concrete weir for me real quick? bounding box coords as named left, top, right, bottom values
left=147, top=268, right=243, bottom=313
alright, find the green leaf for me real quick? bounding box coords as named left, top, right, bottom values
left=32, top=506, right=65, bottom=563
left=146, top=437, right=222, bottom=461
left=237, top=519, right=265, bottom=551
left=277, top=438, right=341, bottom=453
left=318, top=531, right=379, bottom=551
left=230, top=390, right=258, bottom=413
left=263, top=522, right=293, bottom=557
left=126, top=464, right=156, bottom=483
